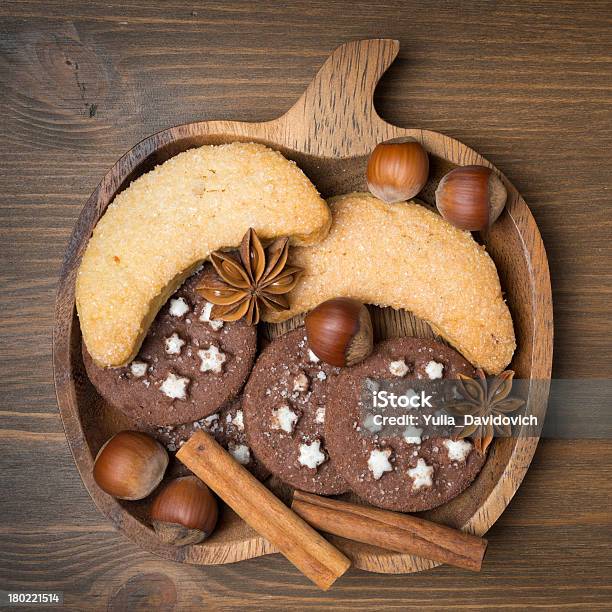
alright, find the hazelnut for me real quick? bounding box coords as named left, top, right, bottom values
left=366, top=137, right=429, bottom=203
left=435, top=165, right=507, bottom=231
left=150, top=475, right=218, bottom=546
left=93, top=431, right=168, bottom=500
left=305, top=298, right=373, bottom=367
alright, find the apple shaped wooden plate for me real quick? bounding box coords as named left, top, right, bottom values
left=53, top=39, right=553, bottom=574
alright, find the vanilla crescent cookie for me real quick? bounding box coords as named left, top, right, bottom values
left=76, top=142, right=331, bottom=367
left=263, top=192, right=515, bottom=374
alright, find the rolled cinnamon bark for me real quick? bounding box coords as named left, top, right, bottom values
left=176, top=430, right=351, bottom=590
left=292, top=490, right=487, bottom=572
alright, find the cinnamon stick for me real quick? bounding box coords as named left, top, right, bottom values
left=292, top=490, right=487, bottom=572
left=176, top=431, right=351, bottom=590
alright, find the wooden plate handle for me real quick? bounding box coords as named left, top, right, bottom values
left=277, top=39, right=400, bottom=156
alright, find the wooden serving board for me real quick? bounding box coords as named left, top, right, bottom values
left=53, top=39, right=553, bottom=574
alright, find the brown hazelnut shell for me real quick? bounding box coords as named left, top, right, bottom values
left=435, top=165, right=507, bottom=231
left=93, top=431, right=168, bottom=500
left=150, top=475, right=218, bottom=546
left=367, top=137, right=429, bottom=203
left=305, top=298, right=373, bottom=367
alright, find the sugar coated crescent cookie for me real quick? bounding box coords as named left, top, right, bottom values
left=264, top=192, right=515, bottom=374
left=77, top=142, right=331, bottom=367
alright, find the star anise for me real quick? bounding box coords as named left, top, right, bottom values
left=444, top=369, right=525, bottom=454
left=196, top=228, right=303, bottom=325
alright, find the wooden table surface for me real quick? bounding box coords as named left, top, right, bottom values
left=1, top=1, right=611, bottom=609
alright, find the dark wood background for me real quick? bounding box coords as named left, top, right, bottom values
left=1, top=1, right=611, bottom=609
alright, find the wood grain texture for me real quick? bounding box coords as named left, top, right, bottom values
left=1, top=0, right=611, bottom=609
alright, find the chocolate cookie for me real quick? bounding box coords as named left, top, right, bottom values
left=243, top=328, right=349, bottom=495
left=83, top=265, right=257, bottom=427
left=154, top=397, right=269, bottom=481
left=325, top=337, right=487, bottom=512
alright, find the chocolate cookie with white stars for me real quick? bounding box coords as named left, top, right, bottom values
left=325, top=336, right=487, bottom=512
left=243, top=328, right=349, bottom=495
left=83, top=265, right=257, bottom=427
left=154, top=396, right=269, bottom=481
